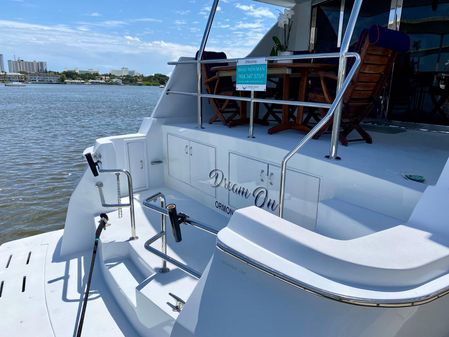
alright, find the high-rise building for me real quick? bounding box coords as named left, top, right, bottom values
left=0, top=54, right=4, bottom=73
left=8, top=58, right=47, bottom=73
left=110, top=67, right=138, bottom=77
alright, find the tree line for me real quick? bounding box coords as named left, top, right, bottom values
left=59, top=71, right=169, bottom=86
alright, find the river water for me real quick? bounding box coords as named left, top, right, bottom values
left=0, top=84, right=162, bottom=245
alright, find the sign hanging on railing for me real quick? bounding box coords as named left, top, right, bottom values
left=236, top=58, right=267, bottom=91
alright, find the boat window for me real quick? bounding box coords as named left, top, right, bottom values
left=388, top=0, right=449, bottom=126
left=310, top=0, right=391, bottom=52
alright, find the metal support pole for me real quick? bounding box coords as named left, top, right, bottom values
left=196, top=0, right=221, bottom=129
left=196, top=62, right=203, bottom=129
left=146, top=192, right=169, bottom=273
left=278, top=53, right=361, bottom=218
left=160, top=198, right=168, bottom=272
left=124, top=171, right=138, bottom=240
left=337, top=0, right=346, bottom=48
left=248, top=91, right=255, bottom=138
left=97, top=169, right=138, bottom=240
left=328, top=0, right=363, bottom=160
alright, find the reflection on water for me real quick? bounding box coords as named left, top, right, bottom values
left=0, top=84, right=162, bottom=244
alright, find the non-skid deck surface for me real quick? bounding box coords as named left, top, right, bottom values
left=0, top=231, right=139, bottom=337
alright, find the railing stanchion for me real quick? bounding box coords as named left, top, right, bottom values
left=248, top=91, right=255, bottom=138
left=125, top=171, right=138, bottom=240
left=196, top=62, right=203, bottom=129
left=278, top=53, right=361, bottom=217
left=328, top=0, right=364, bottom=160
left=196, top=0, right=221, bottom=129
left=160, top=197, right=168, bottom=271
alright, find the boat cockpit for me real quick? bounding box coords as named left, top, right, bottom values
left=3, top=1, right=449, bottom=336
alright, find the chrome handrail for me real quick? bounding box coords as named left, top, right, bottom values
left=166, top=90, right=332, bottom=109
left=278, top=53, right=360, bottom=217
left=168, top=52, right=343, bottom=65
left=167, top=0, right=364, bottom=217
left=95, top=168, right=138, bottom=240
left=279, top=0, right=364, bottom=217
left=145, top=192, right=169, bottom=272
left=142, top=196, right=218, bottom=279
left=166, top=51, right=356, bottom=139
left=217, top=239, right=449, bottom=308
left=329, top=0, right=364, bottom=160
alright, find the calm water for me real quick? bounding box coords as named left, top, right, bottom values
left=0, top=84, right=162, bottom=245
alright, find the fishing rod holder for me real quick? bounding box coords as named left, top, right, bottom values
left=85, top=152, right=138, bottom=240
left=143, top=193, right=219, bottom=279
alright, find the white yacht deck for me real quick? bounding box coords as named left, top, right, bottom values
left=0, top=231, right=140, bottom=337
left=171, top=121, right=449, bottom=189
left=0, top=186, right=229, bottom=337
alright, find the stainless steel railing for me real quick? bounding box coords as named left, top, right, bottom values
left=278, top=53, right=360, bottom=217
left=95, top=168, right=138, bottom=240
left=167, top=52, right=348, bottom=139
left=166, top=0, right=364, bottom=218
left=279, top=0, right=363, bottom=217
left=196, top=0, right=221, bottom=129
left=217, top=239, right=449, bottom=308
left=143, top=194, right=218, bottom=279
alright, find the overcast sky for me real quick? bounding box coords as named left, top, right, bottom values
left=0, top=0, right=281, bottom=75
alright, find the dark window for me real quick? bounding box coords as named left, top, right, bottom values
left=389, top=0, right=449, bottom=125
left=311, top=0, right=390, bottom=52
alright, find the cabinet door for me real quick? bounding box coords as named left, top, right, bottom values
left=269, top=166, right=320, bottom=230
left=228, top=154, right=268, bottom=209
left=167, top=134, right=190, bottom=184
left=127, top=140, right=148, bottom=191
left=190, top=141, right=216, bottom=196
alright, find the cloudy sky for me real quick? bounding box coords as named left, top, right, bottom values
left=0, top=0, right=282, bottom=75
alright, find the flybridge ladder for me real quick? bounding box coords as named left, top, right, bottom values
left=165, top=0, right=365, bottom=218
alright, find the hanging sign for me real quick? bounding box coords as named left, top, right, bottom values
left=236, top=58, right=267, bottom=91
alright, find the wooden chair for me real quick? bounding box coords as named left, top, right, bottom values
left=200, top=51, right=240, bottom=126
left=308, top=25, right=410, bottom=145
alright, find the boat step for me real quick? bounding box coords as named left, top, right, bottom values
left=316, top=198, right=403, bottom=240
left=136, top=268, right=197, bottom=329
left=103, top=248, right=198, bottom=336
left=105, top=257, right=147, bottom=307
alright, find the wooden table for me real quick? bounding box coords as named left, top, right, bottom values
left=211, top=62, right=336, bottom=133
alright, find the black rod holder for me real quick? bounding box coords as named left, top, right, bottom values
left=85, top=153, right=99, bottom=177
left=166, top=204, right=185, bottom=242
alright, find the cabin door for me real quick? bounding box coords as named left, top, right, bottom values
left=126, top=140, right=148, bottom=191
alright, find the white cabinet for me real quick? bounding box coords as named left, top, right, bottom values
left=167, top=134, right=216, bottom=196
left=127, top=140, right=148, bottom=191
left=268, top=165, right=320, bottom=230
left=229, top=154, right=267, bottom=209
left=190, top=141, right=216, bottom=195
left=167, top=135, right=190, bottom=184
left=229, top=153, right=320, bottom=229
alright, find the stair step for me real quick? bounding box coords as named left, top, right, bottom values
left=136, top=268, right=197, bottom=329
left=316, top=198, right=403, bottom=240
left=105, top=257, right=146, bottom=307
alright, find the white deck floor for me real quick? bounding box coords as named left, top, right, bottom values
left=0, top=187, right=229, bottom=337
left=172, top=121, right=449, bottom=189
left=0, top=231, right=140, bottom=337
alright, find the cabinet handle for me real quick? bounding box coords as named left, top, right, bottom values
left=260, top=169, right=265, bottom=183
left=140, top=160, right=144, bottom=169
left=268, top=172, right=274, bottom=186
left=189, top=146, right=192, bottom=156
left=184, top=145, right=189, bottom=155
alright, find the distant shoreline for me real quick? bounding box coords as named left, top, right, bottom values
left=1, top=82, right=165, bottom=87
